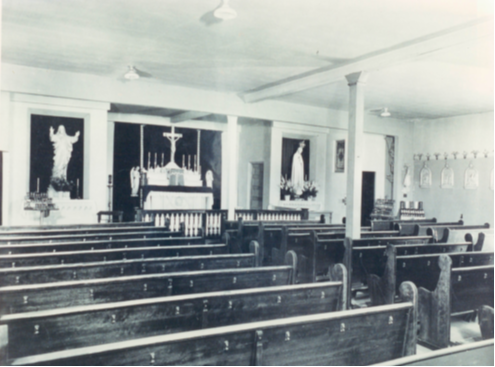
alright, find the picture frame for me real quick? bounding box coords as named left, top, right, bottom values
left=335, top=140, right=345, bottom=173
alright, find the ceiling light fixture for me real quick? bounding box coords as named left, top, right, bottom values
left=214, top=0, right=237, bottom=20
left=380, top=108, right=391, bottom=117
left=124, top=66, right=140, bottom=80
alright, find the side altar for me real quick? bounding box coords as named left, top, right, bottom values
left=134, top=127, right=214, bottom=211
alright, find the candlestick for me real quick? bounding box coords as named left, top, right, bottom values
left=154, top=153, right=157, bottom=168
left=108, top=175, right=112, bottom=184
left=188, top=155, right=191, bottom=170
left=182, top=155, right=185, bottom=168
left=37, top=178, right=40, bottom=193
left=77, top=179, right=80, bottom=199
left=148, top=152, right=151, bottom=170
left=161, top=153, right=164, bottom=166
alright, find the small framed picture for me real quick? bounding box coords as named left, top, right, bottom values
left=335, top=140, right=345, bottom=173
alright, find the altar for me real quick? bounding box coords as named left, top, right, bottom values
left=23, top=199, right=97, bottom=225
left=142, top=186, right=213, bottom=210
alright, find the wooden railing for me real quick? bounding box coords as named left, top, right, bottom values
left=234, top=209, right=308, bottom=222
left=135, top=209, right=227, bottom=238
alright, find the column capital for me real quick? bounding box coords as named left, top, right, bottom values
left=345, top=71, right=369, bottom=86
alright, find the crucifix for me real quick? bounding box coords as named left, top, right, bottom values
left=163, top=126, right=183, bottom=166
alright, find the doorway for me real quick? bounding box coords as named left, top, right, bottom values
left=361, top=171, right=375, bottom=226
left=249, top=162, right=264, bottom=210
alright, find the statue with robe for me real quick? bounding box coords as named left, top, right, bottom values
left=130, top=167, right=141, bottom=197
left=291, top=141, right=306, bottom=195
left=49, top=125, right=80, bottom=181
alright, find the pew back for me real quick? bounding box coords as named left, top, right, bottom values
left=10, top=282, right=417, bottom=366
left=0, top=278, right=346, bottom=360
left=0, top=244, right=229, bottom=268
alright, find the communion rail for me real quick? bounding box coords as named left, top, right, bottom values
left=234, top=209, right=309, bottom=221
left=135, top=209, right=227, bottom=238
left=134, top=209, right=311, bottom=238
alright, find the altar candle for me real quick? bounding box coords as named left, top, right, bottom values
left=77, top=179, right=80, bottom=197
left=148, top=152, right=151, bottom=169
left=188, top=155, right=191, bottom=170
left=154, top=153, right=157, bottom=168
left=161, top=153, right=164, bottom=166
left=37, top=178, right=40, bottom=193
left=182, top=155, right=185, bottom=168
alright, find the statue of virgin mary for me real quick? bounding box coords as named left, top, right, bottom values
left=291, top=141, right=306, bottom=195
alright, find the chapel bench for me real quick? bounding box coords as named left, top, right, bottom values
left=7, top=281, right=417, bottom=366
left=0, top=252, right=261, bottom=287
left=0, top=263, right=296, bottom=315
left=367, top=249, right=494, bottom=348
left=394, top=220, right=464, bottom=236
left=371, top=218, right=436, bottom=232
left=0, top=221, right=154, bottom=233
left=0, top=229, right=182, bottom=245
left=410, top=220, right=464, bottom=237
left=0, top=236, right=206, bottom=255
left=0, top=243, right=229, bottom=268
left=438, top=224, right=491, bottom=243
left=0, top=269, right=346, bottom=360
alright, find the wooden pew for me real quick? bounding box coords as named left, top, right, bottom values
left=367, top=249, right=494, bottom=348
left=0, top=223, right=161, bottom=239
left=0, top=236, right=207, bottom=255
left=439, top=224, right=491, bottom=243
left=394, top=220, right=464, bottom=236
left=376, top=339, right=494, bottom=366
left=411, top=220, right=464, bottom=237
left=0, top=269, right=346, bottom=360
left=0, top=221, right=153, bottom=233
left=7, top=281, right=418, bottom=366
left=0, top=252, right=261, bottom=286
left=371, top=218, right=436, bottom=232
left=352, top=241, right=475, bottom=291
left=0, top=229, right=181, bottom=245
left=0, top=262, right=296, bottom=315
left=448, top=224, right=493, bottom=246
left=0, top=244, right=229, bottom=268
left=368, top=246, right=493, bottom=306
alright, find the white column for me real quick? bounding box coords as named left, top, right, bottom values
left=227, top=115, right=238, bottom=220
left=345, top=71, right=368, bottom=239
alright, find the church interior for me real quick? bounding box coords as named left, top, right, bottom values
left=0, top=0, right=493, bottom=365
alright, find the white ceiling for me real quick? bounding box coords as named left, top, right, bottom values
left=2, top=0, right=494, bottom=119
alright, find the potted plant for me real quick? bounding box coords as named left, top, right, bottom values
left=280, top=176, right=294, bottom=201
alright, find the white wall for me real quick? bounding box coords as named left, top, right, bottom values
left=410, top=112, right=494, bottom=225
left=237, top=118, right=271, bottom=209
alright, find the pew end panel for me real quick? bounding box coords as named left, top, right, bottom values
left=417, top=254, right=452, bottom=349
left=328, top=263, right=348, bottom=311
left=479, top=305, right=494, bottom=340
left=368, top=245, right=397, bottom=306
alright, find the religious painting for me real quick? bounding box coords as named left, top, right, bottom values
left=30, top=114, right=84, bottom=200
left=440, top=162, right=454, bottom=189
left=464, top=162, right=478, bottom=190
left=419, top=162, right=432, bottom=189
left=335, top=140, right=345, bottom=173
left=281, top=138, right=310, bottom=199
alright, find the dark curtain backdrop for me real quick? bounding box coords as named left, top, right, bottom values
left=30, top=115, right=84, bottom=199
left=281, top=138, right=310, bottom=192
left=113, top=123, right=141, bottom=222
left=113, top=123, right=222, bottom=221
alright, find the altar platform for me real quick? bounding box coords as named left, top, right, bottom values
left=142, top=186, right=213, bottom=210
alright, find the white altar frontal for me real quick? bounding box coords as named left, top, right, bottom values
left=144, top=191, right=213, bottom=210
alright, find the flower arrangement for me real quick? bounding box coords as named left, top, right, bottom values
left=50, top=177, right=74, bottom=192
left=301, top=180, right=319, bottom=200
left=280, top=176, right=295, bottom=199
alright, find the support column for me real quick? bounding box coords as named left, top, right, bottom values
left=345, top=71, right=368, bottom=239
left=227, top=115, right=238, bottom=220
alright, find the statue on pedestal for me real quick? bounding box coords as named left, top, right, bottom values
left=291, top=141, right=305, bottom=196
left=49, top=125, right=80, bottom=195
